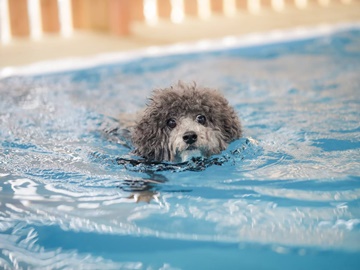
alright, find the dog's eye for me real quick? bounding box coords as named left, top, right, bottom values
left=196, top=114, right=206, bottom=125
left=166, top=118, right=177, bottom=129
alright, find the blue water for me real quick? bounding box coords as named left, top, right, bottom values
left=1, top=28, right=360, bottom=269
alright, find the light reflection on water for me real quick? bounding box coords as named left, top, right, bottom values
left=1, top=28, right=360, bottom=269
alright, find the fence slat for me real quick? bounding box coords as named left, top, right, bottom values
left=236, top=0, right=248, bottom=11
left=71, top=0, right=90, bottom=29
left=158, top=0, right=172, bottom=18
left=131, top=0, right=145, bottom=21
left=41, top=0, right=60, bottom=32
left=262, top=0, right=273, bottom=8
left=211, top=0, right=223, bottom=12
left=184, top=0, right=198, bottom=16
left=9, top=0, right=30, bottom=36
left=88, top=0, right=109, bottom=31
left=109, top=0, right=130, bottom=35
left=71, top=0, right=91, bottom=29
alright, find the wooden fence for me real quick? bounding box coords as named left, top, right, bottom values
left=0, top=0, right=355, bottom=43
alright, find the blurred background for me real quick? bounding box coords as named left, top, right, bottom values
left=1, top=0, right=359, bottom=68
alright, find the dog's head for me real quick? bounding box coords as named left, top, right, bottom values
left=131, top=82, right=242, bottom=162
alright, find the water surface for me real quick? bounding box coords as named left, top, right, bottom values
left=0, top=28, right=360, bottom=269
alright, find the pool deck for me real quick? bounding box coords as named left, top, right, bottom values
left=0, top=2, right=359, bottom=68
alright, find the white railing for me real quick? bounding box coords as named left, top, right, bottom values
left=0, top=0, right=355, bottom=44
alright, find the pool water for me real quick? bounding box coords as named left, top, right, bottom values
left=1, top=26, right=360, bottom=269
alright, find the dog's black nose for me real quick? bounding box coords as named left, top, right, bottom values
left=183, top=131, right=197, bottom=145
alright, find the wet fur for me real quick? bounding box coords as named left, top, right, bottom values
left=131, top=82, right=242, bottom=162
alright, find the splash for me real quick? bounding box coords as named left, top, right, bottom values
left=115, top=137, right=261, bottom=173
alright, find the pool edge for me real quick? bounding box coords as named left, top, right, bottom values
left=1, top=22, right=359, bottom=79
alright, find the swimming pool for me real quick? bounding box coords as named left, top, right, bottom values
left=1, top=24, right=360, bottom=269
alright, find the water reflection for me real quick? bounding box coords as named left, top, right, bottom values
left=0, top=223, right=139, bottom=269
left=2, top=174, right=360, bottom=251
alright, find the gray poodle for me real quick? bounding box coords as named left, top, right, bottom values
left=131, top=82, right=242, bottom=162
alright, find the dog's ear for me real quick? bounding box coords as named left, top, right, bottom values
left=221, top=105, right=242, bottom=142
left=207, top=90, right=242, bottom=142
left=131, top=109, right=170, bottom=161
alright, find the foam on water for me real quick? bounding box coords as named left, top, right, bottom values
left=0, top=27, right=360, bottom=269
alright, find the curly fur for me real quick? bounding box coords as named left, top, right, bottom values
left=131, top=82, right=242, bottom=162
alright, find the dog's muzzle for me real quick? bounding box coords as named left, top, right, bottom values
left=177, top=130, right=203, bottom=161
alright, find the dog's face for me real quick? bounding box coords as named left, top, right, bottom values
left=166, top=114, right=226, bottom=162
left=131, top=83, right=242, bottom=162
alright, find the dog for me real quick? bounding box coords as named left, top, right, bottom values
left=130, top=82, right=242, bottom=162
